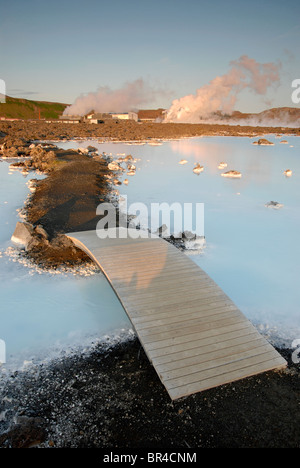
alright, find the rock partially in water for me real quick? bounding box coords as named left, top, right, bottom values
left=193, top=163, right=204, bottom=174
left=11, top=222, right=90, bottom=269
left=78, top=147, right=89, bottom=155
left=0, top=136, right=32, bottom=159
left=108, top=161, right=123, bottom=172
left=221, top=170, right=242, bottom=178
left=156, top=228, right=206, bottom=252
left=11, top=222, right=35, bottom=250
left=154, top=224, right=169, bottom=237
left=86, top=145, right=98, bottom=153
left=26, top=178, right=39, bottom=193
left=181, top=231, right=206, bottom=251
left=265, top=201, right=284, bottom=209
left=252, top=138, right=274, bottom=146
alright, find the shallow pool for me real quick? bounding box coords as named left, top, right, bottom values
left=59, top=135, right=300, bottom=346
left=0, top=161, right=131, bottom=371
left=1, top=134, right=299, bottom=371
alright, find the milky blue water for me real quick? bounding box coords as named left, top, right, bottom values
left=0, top=161, right=131, bottom=371
left=59, top=135, right=300, bottom=346
left=0, top=135, right=299, bottom=371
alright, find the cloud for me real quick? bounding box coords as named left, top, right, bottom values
left=164, top=55, right=282, bottom=123
left=8, top=89, right=40, bottom=98
left=230, top=55, right=281, bottom=94
left=64, top=78, right=172, bottom=116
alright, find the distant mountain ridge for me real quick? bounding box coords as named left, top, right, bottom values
left=0, top=96, right=69, bottom=120
left=211, top=107, right=300, bottom=127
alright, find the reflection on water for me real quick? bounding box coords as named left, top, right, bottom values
left=1, top=135, right=299, bottom=370
left=59, top=135, right=300, bottom=346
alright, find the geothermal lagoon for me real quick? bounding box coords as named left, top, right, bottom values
left=0, top=135, right=299, bottom=372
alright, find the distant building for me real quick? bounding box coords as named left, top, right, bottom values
left=59, top=110, right=141, bottom=124
left=88, top=118, right=102, bottom=124
left=83, top=112, right=138, bottom=123
left=84, top=112, right=111, bottom=123
left=0, top=117, right=20, bottom=121
left=110, top=112, right=138, bottom=122
left=59, top=115, right=82, bottom=124
left=138, top=108, right=166, bottom=122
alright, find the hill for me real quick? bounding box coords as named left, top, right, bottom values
left=1, top=96, right=299, bottom=127
left=0, top=96, right=68, bottom=120
left=213, top=107, right=300, bottom=127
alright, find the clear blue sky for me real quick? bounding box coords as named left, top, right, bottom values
left=1, top=0, right=299, bottom=112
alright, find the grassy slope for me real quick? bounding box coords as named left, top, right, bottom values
left=0, top=96, right=68, bottom=120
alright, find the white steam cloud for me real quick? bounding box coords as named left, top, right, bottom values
left=64, top=78, right=170, bottom=116
left=165, top=55, right=281, bottom=123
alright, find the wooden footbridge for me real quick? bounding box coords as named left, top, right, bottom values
left=67, top=228, right=286, bottom=400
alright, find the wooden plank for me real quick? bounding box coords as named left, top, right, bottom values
left=151, top=331, right=262, bottom=365
left=164, top=350, right=283, bottom=389
left=131, top=304, right=239, bottom=329
left=147, top=323, right=260, bottom=359
left=111, top=271, right=213, bottom=289
left=157, top=340, right=275, bottom=378
left=139, top=314, right=248, bottom=345
left=120, top=290, right=226, bottom=310
left=137, top=309, right=246, bottom=339
left=96, top=258, right=194, bottom=277
left=97, top=257, right=197, bottom=274
left=143, top=321, right=260, bottom=352
left=168, top=357, right=286, bottom=400
left=119, top=284, right=224, bottom=305
left=128, top=297, right=235, bottom=318
left=113, top=269, right=210, bottom=289
left=116, top=275, right=218, bottom=293
left=96, top=245, right=169, bottom=259
left=66, top=229, right=287, bottom=400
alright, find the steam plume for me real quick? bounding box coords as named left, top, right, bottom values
left=64, top=78, right=170, bottom=116
left=165, top=55, right=281, bottom=123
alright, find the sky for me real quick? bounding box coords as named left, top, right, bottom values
left=0, top=0, right=299, bottom=113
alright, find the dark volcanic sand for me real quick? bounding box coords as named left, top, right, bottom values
left=0, top=120, right=299, bottom=449
left=0, top=338, right=299, bottom=449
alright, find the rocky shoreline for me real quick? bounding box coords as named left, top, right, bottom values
left=0, top=337, right=299, bottom=448
left=1, top=118, right=299, bottom=143
left=0, top=120, right=299, bottom=449
left=1, top=131, right=114, bottom=269
left=1, top=119, right=299, bottom=269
